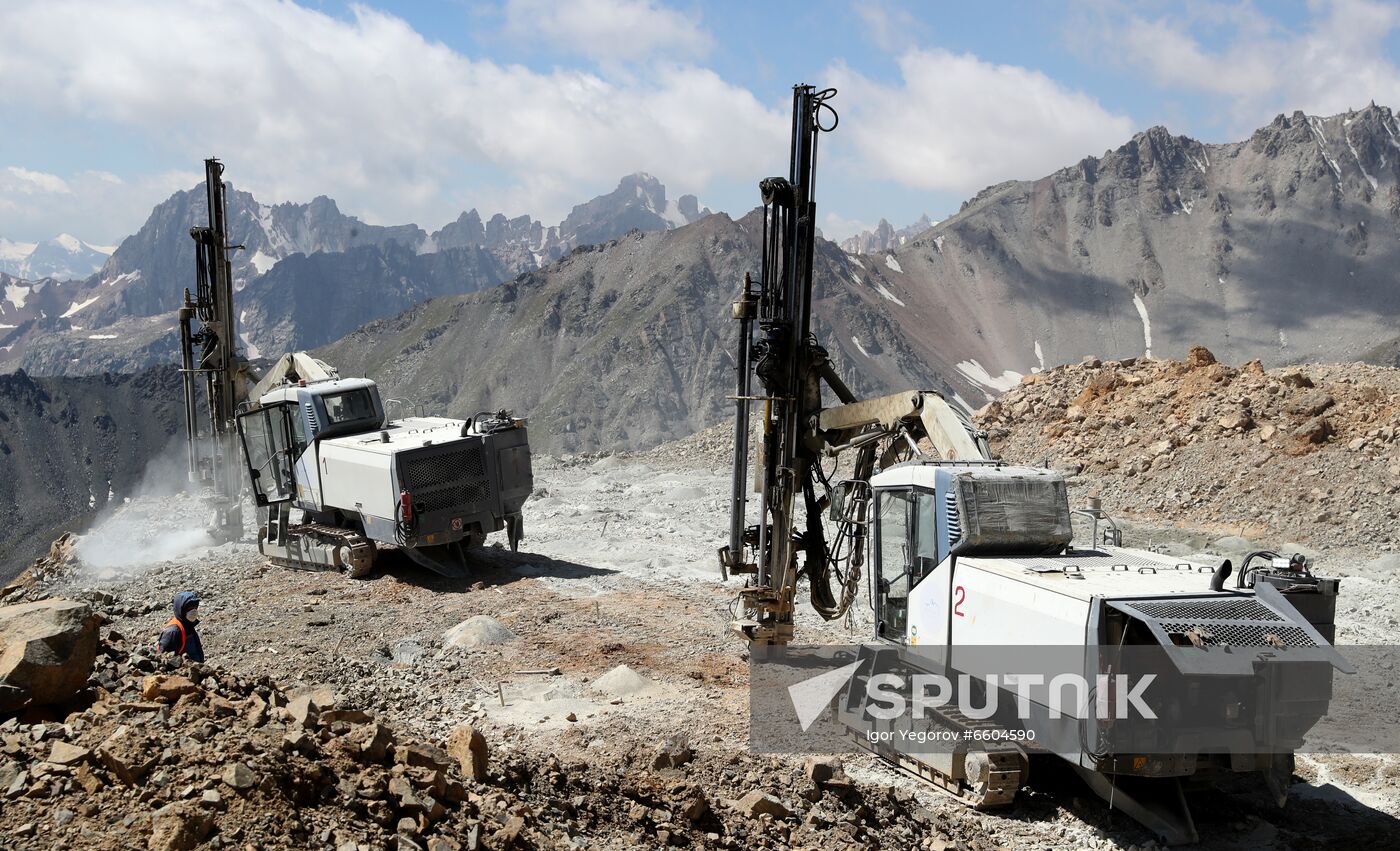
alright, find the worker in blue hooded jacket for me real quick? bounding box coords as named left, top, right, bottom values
left=157, top=591, right=205, bottom=663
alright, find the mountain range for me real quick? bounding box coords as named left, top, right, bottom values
left=318, top=103, right=1400, bottom=449
left=0, top=234, right=112, bottom=281
left=839, top=215, right=936, bottom=254
left=0, top=172, right=710, bottom=374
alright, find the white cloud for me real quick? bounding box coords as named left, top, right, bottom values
left=502, top=0, right=712, bottom=62
left=0, top=0, right=778, bottom=237
left=0, top=169, right=200, bottom=246
left=2, top=167, right=72, bottom=195
left=826, top=50, right=1136, bottom=193
left=854, top=1, right=928, bottom=53
left=1085, top=0, right=1400, bottom=133
left=822, top=211, right=875, bottom=244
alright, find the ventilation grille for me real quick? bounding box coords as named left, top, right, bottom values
left=1113, top=596, right=1319, bottom=649
left=401, top=444, right=490, bottom=513
left=1016, top=551, right=1165, bottom=571
left=1158, top=621, right=1314, bottom=648
left=304, top=402, right=319, bottom=432
left=1132, top=598, right=1280, bottom=622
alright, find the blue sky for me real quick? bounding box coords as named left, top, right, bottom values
left=2, top=0, right=1399, bottom=245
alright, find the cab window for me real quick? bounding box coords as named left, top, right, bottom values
left=236, top=403, right=296, bottom=505
left=875, top=488, right=942, bottom=643
left=875, top=490, right=914, bottom=641
left=322, top=389, right=375, bottom=425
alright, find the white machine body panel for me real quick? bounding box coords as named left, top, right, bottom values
left=908, top=558, right=1092, bottom=646
left=908, top=547, right=1229, bottom=647
left=316, top=416, right=473, bottom=518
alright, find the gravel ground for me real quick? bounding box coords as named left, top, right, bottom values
left=5, top=419, right=1399, bottom=849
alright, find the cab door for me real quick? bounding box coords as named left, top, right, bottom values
left=873, top=487, right=941, bottom=643
left=236, top=404, right=296, bottom=505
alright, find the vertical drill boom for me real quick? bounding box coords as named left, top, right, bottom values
left=178, top=158, right=245, bottom=538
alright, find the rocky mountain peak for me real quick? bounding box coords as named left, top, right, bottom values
left=839, top=215, right=935, bottom=255
left=1087, top=125, right=1211, bottom=187
left=1251, top=104, right=1400, bottom=190
left=615, top=172, right=670, bottom=216
left=0, top=234, right=112, bottom=281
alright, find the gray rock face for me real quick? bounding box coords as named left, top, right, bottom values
left=87, top=185, right=427, bottom=326
left=316, top=209, right=956, bottom=454
left=0, top=272, right=97, bottom=363
left=236, top=241, right=514, bottom=356
left=873, top=105, right=1400, bottom=401
left=556, top=172, right=708, bottom=249
left=1, top=185, right=426, bottom=374
left=0, top=366, right=186, bottom=582
left=319, top=104, right=1400, bottom=454
left=429, top=173, right=709, bottom=270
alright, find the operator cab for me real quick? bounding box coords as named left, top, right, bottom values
left=236, top=378, right=386, bottom=507
left=867, top=462, right=1071, bottom=641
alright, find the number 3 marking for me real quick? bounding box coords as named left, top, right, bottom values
left=953, top=585, right=966, bottom=617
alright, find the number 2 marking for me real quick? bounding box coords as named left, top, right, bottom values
left=953, top=585, right=966, bottom=617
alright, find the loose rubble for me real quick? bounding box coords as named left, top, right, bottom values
left=0, top=627, right=1015, bottom=850
left=975, top=349, right=1400, bottom=554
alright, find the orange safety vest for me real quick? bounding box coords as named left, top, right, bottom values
left=162, top=618, right=187, bottom=654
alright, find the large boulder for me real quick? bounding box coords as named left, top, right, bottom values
left=0, top=599, right=100, bottom=713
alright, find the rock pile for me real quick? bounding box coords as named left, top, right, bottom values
left=975, top=349, right=1400, bottom=552
left=0, top=628, right=995, bottom=850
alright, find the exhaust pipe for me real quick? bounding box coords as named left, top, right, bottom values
left=1210, top=559, right=1233, bottom=592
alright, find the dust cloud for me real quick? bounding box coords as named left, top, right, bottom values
left=73, top=440, right=223, bottom=576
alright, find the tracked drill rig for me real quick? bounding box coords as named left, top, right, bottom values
left=722, top=86, right=1350, bottom=845
left=718, top=85, right=989, bottom=644
left=178, top=159, right=532, bottom=578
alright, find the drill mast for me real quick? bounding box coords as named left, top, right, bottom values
left=721, top=86, right=988, bottom=645
left=178, top=158, right=249, bottom=539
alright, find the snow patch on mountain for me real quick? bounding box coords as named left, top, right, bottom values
left=872, top=281, right=905, bottom=306
left=250, top=250, right=277, bottom=275
left=956, top=359, right=1023, bottom=396
left=1132, top=294, right=1153, bottom=359
left=60, top=295, right=101, bottom=318
left=5, top=282, right=31, bottom=310
left=661, top=199, right=689, bottom=229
